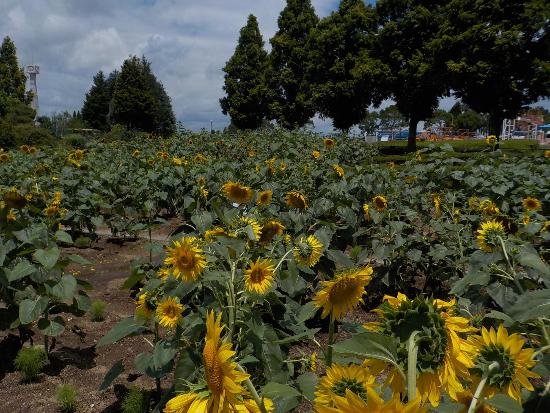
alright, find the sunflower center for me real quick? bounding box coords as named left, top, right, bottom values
left=296, top=242, right=312, bottom=259
left=163, top=304, right=179, bottom=319
left=331, top=378, right=367, bottom=399
left=475, top=344, right=515, bottom=389
left=176, top=250, right=195, bottom=270
left=329, top=278, right=360, bottom=306
left=249, top=267, right=266, bottom=284
left=203, top=341, right=224, bottom=395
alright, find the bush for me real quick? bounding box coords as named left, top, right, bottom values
left=56, top=384, right=78, bottom=412
left=90, top=299, right=108, bottom=322
left=14, top=346, right=48, bottom=380
left=62, top=133, right=87, bottom=149
left=122, top=387, right=149, bottom=413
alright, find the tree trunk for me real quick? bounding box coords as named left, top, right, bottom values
left=489, top=115, right=503, bottom=139
left=407, top=117, right=418, bottom=152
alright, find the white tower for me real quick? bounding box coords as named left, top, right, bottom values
left=25, top=64, right=39, bottom=116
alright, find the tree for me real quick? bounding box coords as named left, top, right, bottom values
left=378, top=105, right=407, bottom=132
left=444, top=0, right=550, bottom=136
left=307, top=0, right=385, bottom=131
left=455, top=110, right=485, bottom=131
left=268, top=0, right=318, bottom=129
left=427, top=109, right=453, bottom=129
left=359, top=110, right=379, bottom=135
left=220, top=15, right=270, bottom=129
left=0, top=36, right=27, bottom=102
left=376, top=0, right=450, bottom=151
left=141, top=57, right=176, bottom=136
left=81, top=71, right=111, bottom=130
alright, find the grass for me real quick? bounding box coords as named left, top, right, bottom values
left=56, top=384, right=78, bottom=413
left=122, top=387, right=150, bottom=413
left=90, top=299, right=108, bottom=322
left=14, top=346, right=48, bottom=381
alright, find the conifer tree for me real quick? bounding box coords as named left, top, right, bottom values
left=82, top=71, right=111, bottom=131
left=307, top=0, right=385, bottom=132
left=269, top=0, right=318, bottom=129
left=220, top=15, right=270, bottom=129
left=0, top=36, right=27, bottom=102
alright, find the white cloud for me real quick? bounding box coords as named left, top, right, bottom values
left=68, top=28, right=128, bottom=72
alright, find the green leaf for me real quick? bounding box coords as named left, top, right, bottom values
left=507, top=288, right=550, bottom=322
left=484, top=311, right=515, bottom=326
left=99, top=360, right=125, bottom=392
left=51, top=274, right=77, bottom=301
left=19, top=296, right=49, bottom=324
left=450, top=270, right=490, bottom=295
left=38, top=315, right=65, bottom=336
left=519, top=246, right=550, bottom=283
left=152, top=340, right=178, bottom=371
left=262, top=382, right=300, bottom=413
left=34, top=247, right=60, bottom=269
left=6, top=260, right=36, bottom=282
left=484, top=394, right=522, bottom=413
left=97, top=317, right=146, bottom=347
left=55, top=230, right=73, bottom=244
left=74, top=292, right=92, bottom=312
left=122, top=270, right=146, bottom=290
left=296, top=372, right=318, bottom=401
left=68, top=254, right=92, bottom=265
left=134, top=352, right=152, bottom=373
left=332, top=332, right=401, bottom=371
left=326, top=249, right=353, bottom=268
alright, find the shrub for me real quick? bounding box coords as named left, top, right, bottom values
left=122, top=387, right=149, bottom=413
left=90, top=299, right=108, bottom=322
left=62, top=133, right=87, bottom=149
left=56, top=384, right=78, bottom=413
left=14, top=346, right=48, bottom=381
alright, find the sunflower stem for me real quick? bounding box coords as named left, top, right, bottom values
left=467, top=361, right=499, bottom=413
left=274, top=249, right=294, bottom=273
left=497, top=236, right=525, bottom=294
left=227, top=262, right=237, bottom=342
left=538, top=319, right=550, bottom=347
left=326, top=318, right=335, bottom=367
left=154, top=322, right=161, bottom=400
left=407, top=330, right=421, bottom=401
left=237, top=364, right=268, bottom=413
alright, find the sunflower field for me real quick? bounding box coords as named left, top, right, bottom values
left=1, top=130, right=550, bottom=413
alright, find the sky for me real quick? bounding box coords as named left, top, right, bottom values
left=1, top=0, right=547, bottom=132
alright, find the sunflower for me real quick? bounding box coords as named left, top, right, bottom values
left=405, top=175, right=417, bottom=185
left=172, top=157, right=183, bottom=166
left=20, top=144, right=30, bottom=153
left=135, top=292, right=154, bottom=319
left=202, top=311, right=250, bottom=411
left=522, top=214, right=530, bottom=225
left=28, top=146, right=38, bottom=155
left=312, top=150, right=320, bottom=159
left=205, top=227, right=229, bottom=241
left=332, top=164, right=344, bottom=178
left=0, top=152, right=10, bottom=162
left=285, top=191, right=307, bottom=211
left=239, top=217, right=262, bottom=241
left=432, top=194, right=442, bottom=218
left=372, top=195, right=388, bottom=212
left=363, top=294, right=477, bottom=407
left=314, top=364, right=375, bottom=408
left=468, top=324, right=539, bottom=403
left=324, top=138, right=336, bottom=148
left=479, top=199, right=500, bottom=216
left=362, top=204, right=371, bottom=221
left=485, top=135, right=497, bottom=145
left=476, top=220, right=506, bottom=253
left=164, top=236, right=207, bottom=281
left=157, top=267, right=171, bottom=279
left=256, top=190, right=272, bottom=207
left=6, top=208, right=17, bottom=222
left=147, top=159, right=155, bottom=167
left=237, top=398, right=275, bottom=413
left=259, top=220, right=285, bottom=244
left=522, top=196, right=541, bottom=212
left=313, top=267, right=373, bottom=321
left=545, top=149, right=550, bottom=158
left=132, top=149, right=140, bottom=157
left=164, top=392, right=203, bottom=413
left=315, top=387, right=427, bottom=413
left=293, top=235, right=323, bottom=267
left=156, top=296, right=184, bottom=328
left=222, top=181, right=254, bottom=204
left=244, top=258, right=275, bottom=294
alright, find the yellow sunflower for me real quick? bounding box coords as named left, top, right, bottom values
left=237, top=398, right=274, bottom=413
left=135, top=292, right=154, bottom=319
left=20, top=144, right=30, bottom=153
left=468, top=324, right=539, bottom=403
left=164, top=236, right=207, bottom=281
left=332, top=164, right=344, bottom=178
left=293, top=235, right=323, bottom=267
left=240, top=217, right=262, bottom=241
left=363, top=294, right=477, bottom=407
left=7, top=208, right=17, bottom=222
left=222, top=181, right=254, bottom=204
left=522, top=196, right=541, bottom=212
left=476, top=220, right=506, bottom=253
left=432, top=194, right=442, bottom=218
left=312, top=150, right=321, bottom=159
left=362, top=204, right=371, bottom=221
left=202, top=311, right=250, bottom=411
left=324, top=138, right=336, bottom=148
left=479, top=199, right=500, bottom=216
left=0, top=152, right=10, bottom=162
left=372, top=195, right=388, bottom=212
left=485, top=135, right=497, bottom=145
left=172, top=157, right=183, bottom=166
left=314, top=364, right=375, bottom=408
left=259, top=220, right=285, bottom=244
left=284, top=191, right=308, bottom=211
left=147, top=159, right=155, bottom=167
left=205, top=227, right=229, bottom=241
left=164, top=392, right=203, bottom=413
left=256, top=190, right=273, bottom=207
left=132, top=149, right=140, bottom=157
left=313, top=267, right=373, bottom=321
left=244, top=258, right=275, bottom=294
left=545, top=149, right=550, bottom=158
left=156, top=296, right=184, bottom=328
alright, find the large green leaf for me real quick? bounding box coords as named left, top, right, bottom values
left=38, top=315, right=65, bottom=336
left=484, top=394, right=522, bottom=413
left=19, top=296, right=49, bottom=324
left=51, top=274, right=77, bottom=301
left=97, top=317, right=146, bottom=347
left=6, top=260, right=36, bottom=282
left=34, top=246, right=60, bottom=269
left=262, top=382, right=300, bottom=413
left=507, top=288, right=550, bottom=322
left=332, top=332, right=402, bottom=371
left=99, top=360, right=125, bottom=392
left=296, top=372, right=318, bottom=401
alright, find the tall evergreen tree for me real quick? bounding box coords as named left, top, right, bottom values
left=220, top=15, right=270, bottom=129
left=112, top=56, right=156, bottom=131
left=0, top=36, right=27, bottom=102
left=376, top=0, right=450, bottom=152
left=81, top=71, right=111, bottom=131
left=268, top=0, right=318, bottom=129
left=307, top=0, right=385, bottom=131
left=444, top=0, right=550, bottom=137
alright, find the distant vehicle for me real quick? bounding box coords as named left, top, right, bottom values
left=393, top=130, right=409, bottom=140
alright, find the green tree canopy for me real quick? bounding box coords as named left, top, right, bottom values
left=307, top=0, right=385, bottom=131
left=444, top=0, right=550, bottom=136
left=268, top=0, right=319, bottom=129
left=220, top=15, right=270, bottom=130
left=376, top=0, right=450, bottom=151
left=81, top=71, right=111, bottom=131
left=0, top=36, right=27, bottom=102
